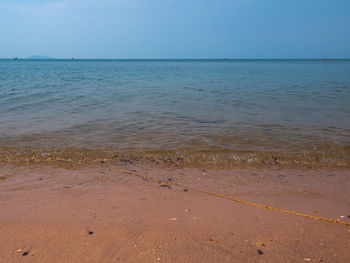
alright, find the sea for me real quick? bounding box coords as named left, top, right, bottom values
left=0, top=59, right=349, bottom=167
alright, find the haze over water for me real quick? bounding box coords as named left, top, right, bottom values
left=0, top=59, right=349, bottom=156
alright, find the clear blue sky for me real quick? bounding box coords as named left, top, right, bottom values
left=1, top=0, right=349, bottom=59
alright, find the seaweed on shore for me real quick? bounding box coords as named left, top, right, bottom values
left=0, top=146, right=349, bottom=169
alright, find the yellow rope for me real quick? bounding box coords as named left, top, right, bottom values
left=200, top=190, right=350, bottom=226
left=113, top=168, right=350, bottom=227
left=28, top=159, right=349, bottom=227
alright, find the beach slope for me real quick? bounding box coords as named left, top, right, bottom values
left=0, top=164, right=349, bottom=262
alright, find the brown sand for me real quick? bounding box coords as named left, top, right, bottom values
left=0, top=163, right=349, bottom=262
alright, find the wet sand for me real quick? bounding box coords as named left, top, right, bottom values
left=0, top=163, right=349, bottom=262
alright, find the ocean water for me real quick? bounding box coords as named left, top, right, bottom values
left=0, top=59, right=349, bottom=160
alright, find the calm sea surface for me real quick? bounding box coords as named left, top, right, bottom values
left=0, top=59, right=349, bottom=156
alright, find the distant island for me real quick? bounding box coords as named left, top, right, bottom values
left=27, top=55, right=54, bottom=59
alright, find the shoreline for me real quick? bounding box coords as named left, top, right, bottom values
left=1, top=162, right=349, bottom=262
left=0, top=146, right=349, bottom=170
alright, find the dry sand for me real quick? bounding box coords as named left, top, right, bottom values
left=0, top=163, right=349, bottom=262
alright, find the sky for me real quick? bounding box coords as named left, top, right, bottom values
left=0, top=0, right=349, bottom=59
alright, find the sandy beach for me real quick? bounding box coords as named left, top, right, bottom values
left=2, top=0, right=350, bottom=261
left=1, top=162, right=349, bottom=262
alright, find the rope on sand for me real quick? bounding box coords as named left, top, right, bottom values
left=114, top=168, right=350, bottom=227
left=200, top=190, right=350, bottom=227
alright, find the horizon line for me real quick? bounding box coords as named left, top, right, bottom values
left=1, top=58, right=350, bottom=60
